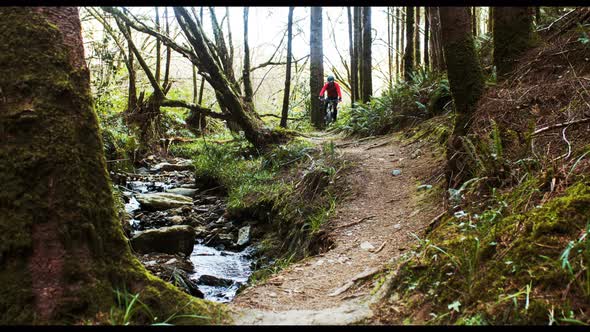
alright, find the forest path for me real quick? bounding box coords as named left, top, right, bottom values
left=229, top=132, right=443, bottom=325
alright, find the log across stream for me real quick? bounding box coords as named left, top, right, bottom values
left=118, top=158, right=256, bottom=303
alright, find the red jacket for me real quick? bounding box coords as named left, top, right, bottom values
left=319, top=81, right=342, bottom=99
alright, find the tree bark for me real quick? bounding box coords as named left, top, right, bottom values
left=493, top=7, right=535, bottom=78
left=354, top=7, right=362, bottom=102
left=415, top=7, right=421, bottom=67
left=424, top=7, right=430, bottom=69
left=163, top=7, right=172, bottom=91
left=387, top=7, right=393, bottom=90
left=403, top=6, right=415, bottom=81
left=361, top=6, right=372, bottom=102
left=243, top=7, right=254, bottom=104
left=127, top=24, right=137, bottom=114
left=428, top=7, right=445, bottom=72
left=280, top=7, right=294, bottom=128
left=439, top=7, right=485, bottom=188
left=347, top=7, right=357, bottom=103
left=0, top=7, right=221, bottom=324
left=396, top=7, right=401, bottom=79
left=155, top=7, right=161, bottom=85
left=310, top=6, right=324, bottom=128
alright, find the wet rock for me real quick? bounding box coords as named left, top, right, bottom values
left=197, top=274, right=233, bottom=287
left=131, top=225, right=196, bottom=257
left=180, top=183, right=198, bottom=189
left=236, top=226, right=251, bottom=247
left=136, top=192, right=193, bottom=211
left=194, top=225, right=210, bottom=238
left=417, top=184, right=432, bottom=191
left=166, top=188, right=198, bottom=197
left=167, top=215, right=184, bottom=224
left=151, top=160, right=195, bottom=172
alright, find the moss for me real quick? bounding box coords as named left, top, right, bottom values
left=0, top=8, right=226, bottom=324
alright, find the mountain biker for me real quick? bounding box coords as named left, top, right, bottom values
left=318, top=75, right=342, bottom=123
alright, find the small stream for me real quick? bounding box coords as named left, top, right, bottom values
left=119, top=159, right=255, bottom=302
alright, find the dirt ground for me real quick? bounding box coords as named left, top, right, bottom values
left=229, top=133, right=445, bottom=324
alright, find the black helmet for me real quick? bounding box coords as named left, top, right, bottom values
left=327, top=75, right=335, bottom=82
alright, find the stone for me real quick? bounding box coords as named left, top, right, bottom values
left=167, top=215, right=184, bottom=224
left=417, top=184, right=432, bottom=191
left=151, top=160, right=195, bottom=172
left=360, top=241, right=375, bottom=251
left=235, top=226, right=251, bottom=247
left=194, top=225, right=209, bottom=238
left=136, top=192, right=193, bottom=211
left=131, top=225, right=196, bottom=257
left=180, top=183, right=198, bottom=189
left=391, top=169, right=402, bottom=176
left=411, top=149, right=422, bottom=159
left=197, top=274, right=233, bottom=287
left=166, top=187, right=198, bottom=197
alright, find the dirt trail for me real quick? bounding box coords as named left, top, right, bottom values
left=229, top=133, right=443, bottom=325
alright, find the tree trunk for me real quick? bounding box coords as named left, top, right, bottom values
left=415, top=7, right=421, bottom=67
left=396, top=7, right=401, bottom=79
left=347, top=7, right=357, bottom=103
left=403, top=6, right=415, bottom=81
left=280, top=7, right=294, bottom=128
left=387, top=7, right=393, bottom=90
left=155, top=7, right=161, bottom=85
left=361, top=6, right=372, bottom=102
left=310, top=6, right=324, bottom=128
left=493, top=7, right=535, bottom=79
left=354, top=7, right=362, bottom=102
left=127, top=24, right=137, bottom=114
left=488, top=7, right=494, bottom=35
left=424, top=7, right=430, bottom=69
left=439, top=7, right=485, bottom=189
left=535, top=7, right=541, bottom=25
left=243, top=7, right=254, bottom=104
left=0, top=7, right=221, bottom=324
left=472, top=7, right=477, bottom=37
left=428, top=7, right=445, bottom=72
left=163, top=7, right=171, bottom=91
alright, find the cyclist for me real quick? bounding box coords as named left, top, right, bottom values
left=318, top=75, right=342, bottom=123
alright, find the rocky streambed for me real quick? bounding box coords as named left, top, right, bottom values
left=115, top=157, right=257, bottom=303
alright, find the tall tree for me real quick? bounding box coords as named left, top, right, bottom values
left=439, top=7, right=485, bottom=188
left=354, top=7, right=362, bottom=103
left=0, top=7, right=221, bottom=324
left=310, top=6, right=324, bottom=128
left=396, top=7, right=401, bottom=78
left=387, top=7, right=393, bottom=90
left=424, top=7, right=430, bottom=69
left=415, top=7, right=421, bottom=67
left=361, top=6, right=372, bottom=102
left=105, top=7, right=285, bottom=148
left=347, top=7, right=358, bottom=103
left=280, top=7, right=294, bottom=128
left=162, top=7, right=172, bottom=91
left=493, top=7, right=535, bottom=78
left=428, top=7, right=445, bottom=72
left=403, top=6, right=415, bottom=81
left=243, top=7, right=254, bottom=104
left=472, top=7, right=478, bottom=37
left=155, top=7, right=161, bottom=85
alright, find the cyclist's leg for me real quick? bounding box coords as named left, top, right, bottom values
left=333, top=100, right=338, bottom=122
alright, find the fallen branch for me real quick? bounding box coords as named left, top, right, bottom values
left=259, top=113, right=304, bottom=121
left=371, top=241, right=387, bottom=254
left=333, top=215, right=376, bottom=230
left=365, top=140, right=391, bottom=151
left=327, top=267, right=383, bottom=297
left=532, top=118, right=590, bottom=136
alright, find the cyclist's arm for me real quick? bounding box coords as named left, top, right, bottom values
left=336, top=83, right=342, bottom=99
left=319, top=83, right=328, bottom=97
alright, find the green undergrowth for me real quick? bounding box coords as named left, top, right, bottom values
left=170, top=136, right=348, bottom=282
left=386, top=175, right=590, bottom=325
left=333, top=69, right=452, bottom=137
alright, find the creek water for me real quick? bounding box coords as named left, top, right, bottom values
left=122, top=163, right=254, bottom=302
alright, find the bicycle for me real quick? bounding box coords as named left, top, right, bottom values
left=320, top=97, right=339, bottom=126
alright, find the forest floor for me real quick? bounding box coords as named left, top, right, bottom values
left=228, top=132, right=444, bottom=324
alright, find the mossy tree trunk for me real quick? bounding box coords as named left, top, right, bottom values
left=280, top=7, right=294, bottom=128
left=415, top=7, right=421, bottom=68
left=493, top=7, right=535, bottom=79
left=347, top=7, right=358, bottom=103
left=403, top=6, right=415, bottom=81
left=0, top=7, right=224, bottom=324
left=310, top=6, right=324, bottom=128
left=439, top=7, right=485, bottom=189
left=353, top=7, right=362, bottom=102
left=361, top=6, right=372, bottom=102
